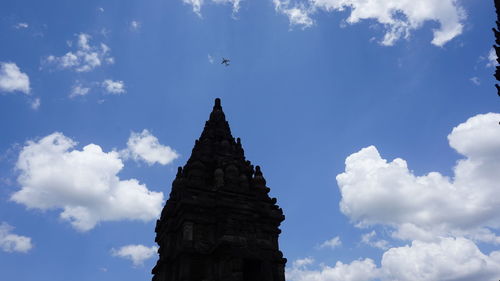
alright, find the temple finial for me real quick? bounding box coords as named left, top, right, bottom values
left=207, top=97, right=226, bottom=125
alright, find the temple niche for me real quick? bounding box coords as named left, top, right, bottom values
left=152, top=98, right=287, bottom=281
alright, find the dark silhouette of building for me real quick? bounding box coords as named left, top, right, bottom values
left=494, top=0, right=500, bottom=96
left=152, top=98, right=286, bottom=281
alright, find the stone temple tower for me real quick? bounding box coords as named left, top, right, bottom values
left=152, top=98, right=287, bottom=281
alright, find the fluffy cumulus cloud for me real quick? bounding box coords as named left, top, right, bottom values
left=0, top=62, right=30, bottom=94
left=287, top=257, right=379, bottom=281
left=274, top=0, right=465, bottom=46
left=44, top=33, right=114, bottom=72
left=102, top=79, right=126, bottom=94
left=288, top=112, right=500, bottom=281
left=0, top=222, right=33, bottom=253
left=336, top=113, right=500, bottom=243
left=111, top=244, right=158, bottom=266
left=319, top=236, right=342, bottom=249
left=381, top=237, right=500, bottom=281
left=122, top=129, right=179, bottom=165
left=289, top=237, right=500, bottom=281
left=11, top=132, right=164, bottom=231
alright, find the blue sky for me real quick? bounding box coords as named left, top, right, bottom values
left=1, top=0, right=499, bottom=280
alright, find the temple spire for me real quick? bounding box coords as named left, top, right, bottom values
left=198, top=98, right=234, bottom=145
left=152, top=98, right=286, bottom=281
left=214, top=97, right=221, bottom=108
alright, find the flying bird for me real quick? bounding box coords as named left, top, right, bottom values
left=221, top=58, right=230, bottom=66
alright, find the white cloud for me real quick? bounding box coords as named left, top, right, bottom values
left=98, top=7, right=105, bottom=13
left=11, top=132, right=164, bottom=231
left=288, top=237, right=500, bottom=281
left=44, top=33, right=114, bottom=72
left=0, top=222, right=33, bottom=253
left=361, top=231, right=389, bottom=250
left=14, top=23, right=29, bottom=29
left=208, top=54, right=215, bottom=64
left=381, top=237, right=500, bottom=281
left=212, top=0, right=241, bottom=14
left=69, top=82, right=91, bottom=98
left=102, top=79, right=126, bottom=95
left=183, top=0, right=204, bottom=16
left=274, top=0, right=314, bottom=28
left=287, top=257, right=379, bottom=281
left=336, top=113, right=500, bottom=243
left=293, top=257, right=315, bottom=268
left=130, top=20, right=141, bottom=31
left=469, top=76, right=480, bottom=85
left=182, top=0, right=241, bottom=17
left=111, top=244, right=158, bottom=266
left=319, top=236, right=342, bottom=249
left=291, top=112, right=500, bottom=281
left=122, top=129, right=179, bottom=166
left=0, top=62, right=30, bottom=94
left=274, top=0, right=465, bottom=46
left=486, top=48, right=498, bottom=68
left=30, top=98, right=40, bottom=110
left=100, top=28, right=110, bottom=37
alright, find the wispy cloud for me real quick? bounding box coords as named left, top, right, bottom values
left=102, top=79, right=126, bottom=95
left=43, top=33, right=114, bottom=72
left=274, top=0, right=314, bottom=29
left=69, top=82, right=91, bottom=98
left=319, top=236, right=342, bottom=249
left=361, top=231, right=389, bottom=250
left=469, top=77, right=480, bottom=86
left=183, top=0, right=204, bottom=17
left=183, top=0, right=241, bottom=17
left=13, top=23, right=29, bottom=29
left=30, top=98, right=40, bottom=110
left=208, top=54, right=215, bottom=64
left=130, top=20, right=141, bottom=31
